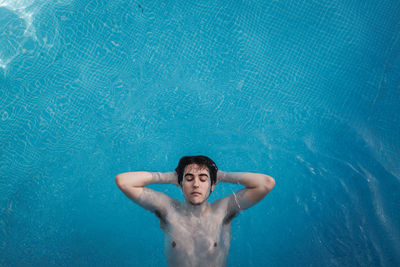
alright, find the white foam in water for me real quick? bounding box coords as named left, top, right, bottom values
left=0, top=0, right=40, bottom=37
left=0, top=0, right=42, bottom=69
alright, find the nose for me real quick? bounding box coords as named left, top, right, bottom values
left=193, top=178, right=200, bottom=188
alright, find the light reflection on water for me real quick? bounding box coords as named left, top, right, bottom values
left=1, top=0, right=399, bottom=266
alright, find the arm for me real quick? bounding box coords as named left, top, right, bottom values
left=215, top=171, right=275, bottom=219
left=115, top=171, right=179, bottom=215
left=217, top=171, right=275, bottom=202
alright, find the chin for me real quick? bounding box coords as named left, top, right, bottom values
left=189, top=198, right=205, bottom=205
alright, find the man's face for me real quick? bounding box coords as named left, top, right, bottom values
left=182, top=164, right=215, bottom=205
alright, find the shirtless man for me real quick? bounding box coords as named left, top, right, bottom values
left=115, top=155, right=275, bottom=267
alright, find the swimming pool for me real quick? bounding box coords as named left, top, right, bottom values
left=1, top=0, right=399, bottom=266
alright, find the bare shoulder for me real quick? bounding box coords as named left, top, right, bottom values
left=211, top=189, right=259, bottom=223
left=211, top=195, right=231, bottom=212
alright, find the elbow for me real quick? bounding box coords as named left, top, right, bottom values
left=263, top=175, right=275, bottom=192
left=115, top=174, right=124, bottom=188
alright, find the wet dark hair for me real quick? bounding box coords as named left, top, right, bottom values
left=175, top=155, right=218, bottom=186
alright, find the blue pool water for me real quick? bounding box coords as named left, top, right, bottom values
left=1, top=0, right=399, bottom=266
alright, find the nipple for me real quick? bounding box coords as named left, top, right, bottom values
left=171, top=241, right=176, bottom=248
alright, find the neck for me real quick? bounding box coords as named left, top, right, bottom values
left=184, top=199, right=210, bottom=217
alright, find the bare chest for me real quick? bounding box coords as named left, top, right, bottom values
left=162, top=209, right=232, bottom=266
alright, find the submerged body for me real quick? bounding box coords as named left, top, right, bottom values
left=116, top=156, right=275, bottom=266
left=137, top=187, right=252, bottom=267
left=164, top=199, right=230, bottom=266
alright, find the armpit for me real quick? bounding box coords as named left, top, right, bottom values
left=154, top=209, right=167, bottom=229
left=134, top=187, right=175, bottom=217
left=223, top=210, right=238, bottom=224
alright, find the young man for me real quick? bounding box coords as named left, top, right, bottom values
left=115, top=155, right=275, bottom=267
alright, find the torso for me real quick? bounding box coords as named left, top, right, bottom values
left=160, top=200, right=232, bottom=267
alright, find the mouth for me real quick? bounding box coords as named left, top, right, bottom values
left=191, top=192, right=201, bottom=196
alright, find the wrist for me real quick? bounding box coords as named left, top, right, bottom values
left=216, top=170, right=226, bottom=184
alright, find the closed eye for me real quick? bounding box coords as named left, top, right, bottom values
left=184, top=174, right=194, bottom=181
